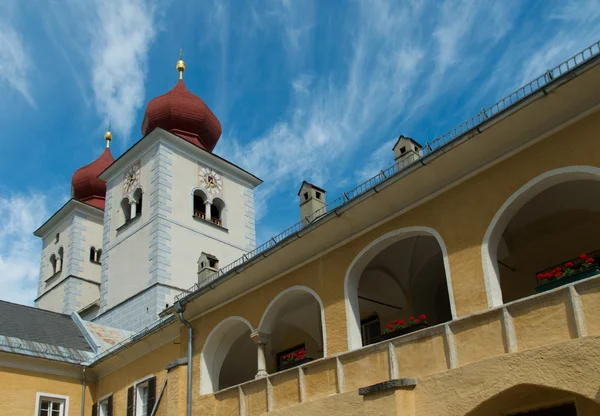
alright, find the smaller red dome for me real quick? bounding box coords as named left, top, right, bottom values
left=72, top=148, right=114, bottom=210
left=141, top=80, right=222, bottom=152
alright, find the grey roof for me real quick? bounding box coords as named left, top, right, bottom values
left=0, top=300, right=92, bottom=352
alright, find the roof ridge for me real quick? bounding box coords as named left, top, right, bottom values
left=0, top=299, right=71, bottom=318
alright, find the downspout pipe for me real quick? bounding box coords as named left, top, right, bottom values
left=80, top=366, right=86, bottom=416
left=174, top=302, right=193, bottom=416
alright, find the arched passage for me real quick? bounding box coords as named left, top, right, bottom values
left=482, top=166, right=600, bottom=307
left=465, top=384, right=600, bottom=416
left=345, top=227, right=456, bottom=350
left=258, top=286, right=326, bottom=373
left=199, top=317, right=256, bottom=394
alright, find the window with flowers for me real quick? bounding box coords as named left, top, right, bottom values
left=535, top=250, right=600, bottom=292
left=276, top=344, right=310, bottom=371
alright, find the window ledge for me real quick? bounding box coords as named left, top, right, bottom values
left=45, top=271, right=62, bottom=283
left=90, top=260, right=102, bottom=265
left=192, top=215, right=228, bottom=232
left=116, top=215, right=141, bottom=233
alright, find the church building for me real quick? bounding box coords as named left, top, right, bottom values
left=2, top=40, right=600, bottom=416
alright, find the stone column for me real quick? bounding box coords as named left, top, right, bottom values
left=130, top=201, right=137, bottom=219
left=204, top=201, right=211, bottom=221
left=251, top=331, right=271, bottom=379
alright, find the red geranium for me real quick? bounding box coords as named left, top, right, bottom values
left=393, top=319, right=401, bottom=325
left=386, top=324, right=394, bottom=330
left=564, top=261, right=574, bottom=268
left=419, top=314, right=427, bottom=320
left=580, top=253, right=588, bottom=260
left=298, top=349, right=306, bottom=359
left=586, top=257, right=594, bottom=263
left=398, top=320, right=405, bottom=325
left=537, top=273, right=544, bottom=280
left=415, top=319, right=421, bottom=323
left=409, top=316, right=415, bottom=321
left=292, top=352, right=298, bottom=358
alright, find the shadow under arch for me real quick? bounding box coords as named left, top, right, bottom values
left=465, top=383, right=600, bottom=416
left=258, top=285, right=327, bottom=372
left=344, top=226, right=456, bottom=350
left=481, top=166, right=600, bottom=308
left=199, top=316, right=256, bottom=394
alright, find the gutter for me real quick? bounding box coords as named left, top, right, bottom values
left=160, top=45, right=600, bottom=319
left=80, top=366, right=86, bottom=416
left=174, top=302, right=193, bottom=416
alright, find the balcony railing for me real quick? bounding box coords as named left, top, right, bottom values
left=175, top=40, right=600, bottom=304
left=205, top=273, right=600, bottom=413
left=193, top=210, right=206, bottom=220
left=211, top=217, right=222, bottom=226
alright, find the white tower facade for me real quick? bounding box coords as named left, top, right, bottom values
left=94, top=129, right=261, bottom=331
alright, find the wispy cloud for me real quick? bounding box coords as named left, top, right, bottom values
left=42, top=0, right=157, bottom=142
left=0, top=19, right=35, bottom=106
left=0, top=193, right=51, bottom=305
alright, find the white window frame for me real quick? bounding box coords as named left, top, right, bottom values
left=133, top=374, right=154, bottom=416
left=34, top=392, right=69, bottom=416
left=98, top=392, right=112, bottom=416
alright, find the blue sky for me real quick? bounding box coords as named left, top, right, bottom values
left=0, top=0, right=599, bottom=305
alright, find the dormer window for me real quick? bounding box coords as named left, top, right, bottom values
left=304, top=192, right=309, bottom=201
left=400, top=146, right=406, bottom=154
left=315, top=191, right=321, bottom=200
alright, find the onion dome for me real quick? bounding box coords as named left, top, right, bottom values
left=71, top=131, right=115, bottom=210
left=141, top=52, right=222, bottom=152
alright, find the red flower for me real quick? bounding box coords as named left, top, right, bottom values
left=586, top=257, right=594, bottom=263
left=398, top=320, right=405, bottom=326
left=564, top=261, right=574, bottom=269
left=386, top=324, right=394, bottom=330
left=537, top=273, right=544, bottom=280
left=292, top=352, right=298, bottom=358
left=554, top=267, right=562, bottom=272
left=552, top=270, right=562, bottom=278
left=409, top=316, right=415, bottom=321
left=580, top=253, right=588, bottom=260
left=393, top=319, right=401, bottom=325
left=415, top=319, right=421, bottom=323
left=419, top=314, right=427, bottom=320
left=299, top=349, right=306, bottom=355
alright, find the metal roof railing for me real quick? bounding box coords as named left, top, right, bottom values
left=174, top=39, right=600, bottom=304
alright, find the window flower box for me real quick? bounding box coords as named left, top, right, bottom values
left=277, top=345, right=312, bottom=372
left=535, top=252, right=600, bottom=293
left=536, top=266, right=600, bottom=293
left=368, top=314, right=428, bottom=344
left=279, top=356, right=313, bottom=371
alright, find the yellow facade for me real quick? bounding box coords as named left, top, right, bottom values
left=6, top=46, right=600, bottom=416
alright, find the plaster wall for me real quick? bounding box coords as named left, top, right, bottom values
left=0, top=365, right=94, bottom=416
left=35, top=278, right=66, bottom=313
left=38, top=218, right=71, bottom=299
left=93, top=339, right=180, bottom=416
left=79, top=216, right=103, bottom=283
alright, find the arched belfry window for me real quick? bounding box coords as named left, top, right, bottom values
left=211, top=198, right=226, bottom=227
left=193, top=190, right=207, bottom=220
left=121, top=198, right=131, bottom=223
left=133, top=188, right=143, bottom=218
left=57, top=247, right=64, bottom=272
left=50, top=254, right=57, bottom=275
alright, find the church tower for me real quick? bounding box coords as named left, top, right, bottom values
left=92, top=55, right=262, bottom=331
left=34, top=131, right=114, bottom=319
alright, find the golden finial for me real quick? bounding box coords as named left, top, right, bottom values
left=176, top=49, right=185, bottom=80
left=104, top=121, right=112, bottom=148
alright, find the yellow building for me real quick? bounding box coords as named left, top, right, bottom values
left=3, top=41, right=600, bottom=416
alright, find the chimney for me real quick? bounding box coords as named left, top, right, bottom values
left=393, top=135, right=423, bottom=167
left=298, top=181, right=326, bottom=225
left=198, top=252, right=219, bottom=284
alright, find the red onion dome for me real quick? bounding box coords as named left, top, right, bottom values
left=71, top=143, right=114, bottom=210
left=141, top=79, right=222, bottom=152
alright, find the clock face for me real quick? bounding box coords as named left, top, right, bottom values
left=199, top=167, right=223, bottom=195
left=123, top=162, right=141, bottom=194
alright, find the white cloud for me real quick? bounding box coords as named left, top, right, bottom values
left=42, top=0, right=157, bottom=142
left=0, top=193, right=51, bottom=305
left=0, top=21, right=35, bottom=106
left=90, top=0, right=156, bottom=141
